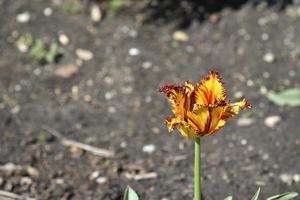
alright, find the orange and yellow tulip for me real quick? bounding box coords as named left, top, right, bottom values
left=159, top=71, right=251, bottom=138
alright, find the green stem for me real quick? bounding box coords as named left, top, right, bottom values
left=194, top=138, right=201, bottom=200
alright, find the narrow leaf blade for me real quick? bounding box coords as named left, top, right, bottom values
left=266, top=192, right=298, bottom=200
left=123, top=186, right=139, bottom=200
left=251, top=188, right=260, bottom=200
left=267, top=88, right=300, bottom=106
left=224, top=196, right=233, bottom=200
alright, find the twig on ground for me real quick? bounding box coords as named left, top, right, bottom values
left=42, top=125, right=115, bottom=158
left=0, top=190, right=37, bottom=200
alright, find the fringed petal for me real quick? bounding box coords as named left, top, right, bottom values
left=195, top=71, right=226, bottom=106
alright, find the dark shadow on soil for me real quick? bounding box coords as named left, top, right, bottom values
left=143, top=0, right=293, bottom=28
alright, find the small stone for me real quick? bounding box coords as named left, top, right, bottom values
left=33, top=68, right=41, bottom=76
left=246, top=80, right=254, bottom=87
left=289, top=70, right=295, bottom=77
left=54, top=64, right=78, bottom=78
left=84, top=95, right=92, bottom=103
left=262, top=153, right=269, bottom=160
left=172, top=31, right=189, bottom=42
left=72, top=86, right=79, bottom=96
left=120, top=141, right=127, bottom=148
left=260, top=86, right=268, bottom=94
left=16, top=40, right=29, bottom=53
left=237, top=117, right=254, bottom=127
left=263, top=53, right=275, bottom=63
left=264, top=115, right=281, bottom=128
left=11, top=105, right=20, bottom=114
left=104, top=91, right=115, bottom=100
left=20, top=177, right=33, bottom=185
left=89, top=171, right=100, bottom=180
left=96, top=176, right=107, bottom=184
left=76, top=49, right=94, bottom=60
left=58, top=33, right=70, bottom=46
left=280, top=173, right=293, bottom=185
left=261, top=33, right=269, bottom=41
left=240, top=139, right=247, bottom=146
left=44, top=7, right=53, bottom=16
left=26, top=166, right=39, bottom=178
left=108, top=106, right=116, bottom=113
left=104, top=76, right=113, bottom=85
left=90, top=5, right=102, bottom=22
left=293, top=174, right=300, bottom=182
left=263, top=72, right=270, bottom=78
left=152, top=127, right=160, bottom=134
left=129, top=48, right=140, bottom=56
left=142, top=144, right=156, bottom=154
left=86, top=79, right=94, bottom=86
left=234, top=91, right=244, bottom=99
left=142, top=61, right=152, bottom=69
left=16, top=12, right=30, bottom=23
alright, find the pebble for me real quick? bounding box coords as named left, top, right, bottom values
left=20, top=177, right=33, bottom=186
left=54, top=64, right=78, bottom=78
left=293, top=174, right=300, bottom=182
left=172, top=31, right=189, bottom=42
left=84, top=95, right=92, bottom=103
left=263, top=71, right=270, bottom=78
left=261, top=33, right=269, bottom=41
left=90, top=5, right=102, bottom=22
left=108, top=106, right=116, bottom=113
left=120, top=141, right=127, bottom=148
left=33, top=68, right=41, bottom=76
left=71, top=86, right=79, bottom=96
left=104, top=76, right=114, bottom=85
left=263, top=52, right=275, bottom=63
left=16, top=12, right=30, bottom=23
left=26, top=166, right=39, bottom=178
left=104, top=91, right=115, bottom=100
left=89, top=171, right=100, bottom=180
left=44, top=7, right=53, bottom=16
left=259, top=86, right=268, bottom=94
left=264, top=115, right=281, bottom=128
left=240, top=139, right=247, bottom=146
left=96, top=176, right=107, bottom=184
left=142, top=144, right=156, bottom=154
left=11, top=105, right=20, bottom=114
left=234, top=91, right=244, bottom=99
left=58, top=33, right=70, bottom=46
left=280, top=173, right=293, bottom=185
left=16, top=40, right=29, bottom=53
left=129, top=48, right=140, bottom=56
left=152, top=127, right=160, bottom=134
left=237, top=117, right=254, bottom=127
left=246, top=80, right=254, bottom=87
left=142, top=61, right=152, bottom=69
left=76, top=49, right=94, bottom=60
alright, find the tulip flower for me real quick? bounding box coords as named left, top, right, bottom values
left=159, top=71, right=251, bottom=200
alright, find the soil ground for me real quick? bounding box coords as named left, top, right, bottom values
left=0, top=0, right=300, bottom=199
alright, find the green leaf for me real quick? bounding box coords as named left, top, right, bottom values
left=267, top=192, right=298, bottom=200
left=224, top=196, right=233, bottom=200
left=28, top=39, right=47, bottom=61
left=108, top=0, right=124, bottom=11
left=251, top=188, right=260, bottom=200
left=123, top=186, right=139, bottom=200
left=267, top=88, right=300, bottom=106
left=45, top=42, right=59, bottom=63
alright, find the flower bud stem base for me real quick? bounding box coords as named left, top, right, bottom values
left=194, top=137, right=201, bottom=200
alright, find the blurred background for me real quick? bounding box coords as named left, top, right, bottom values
left=0, top=0, right=300, bottom=199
